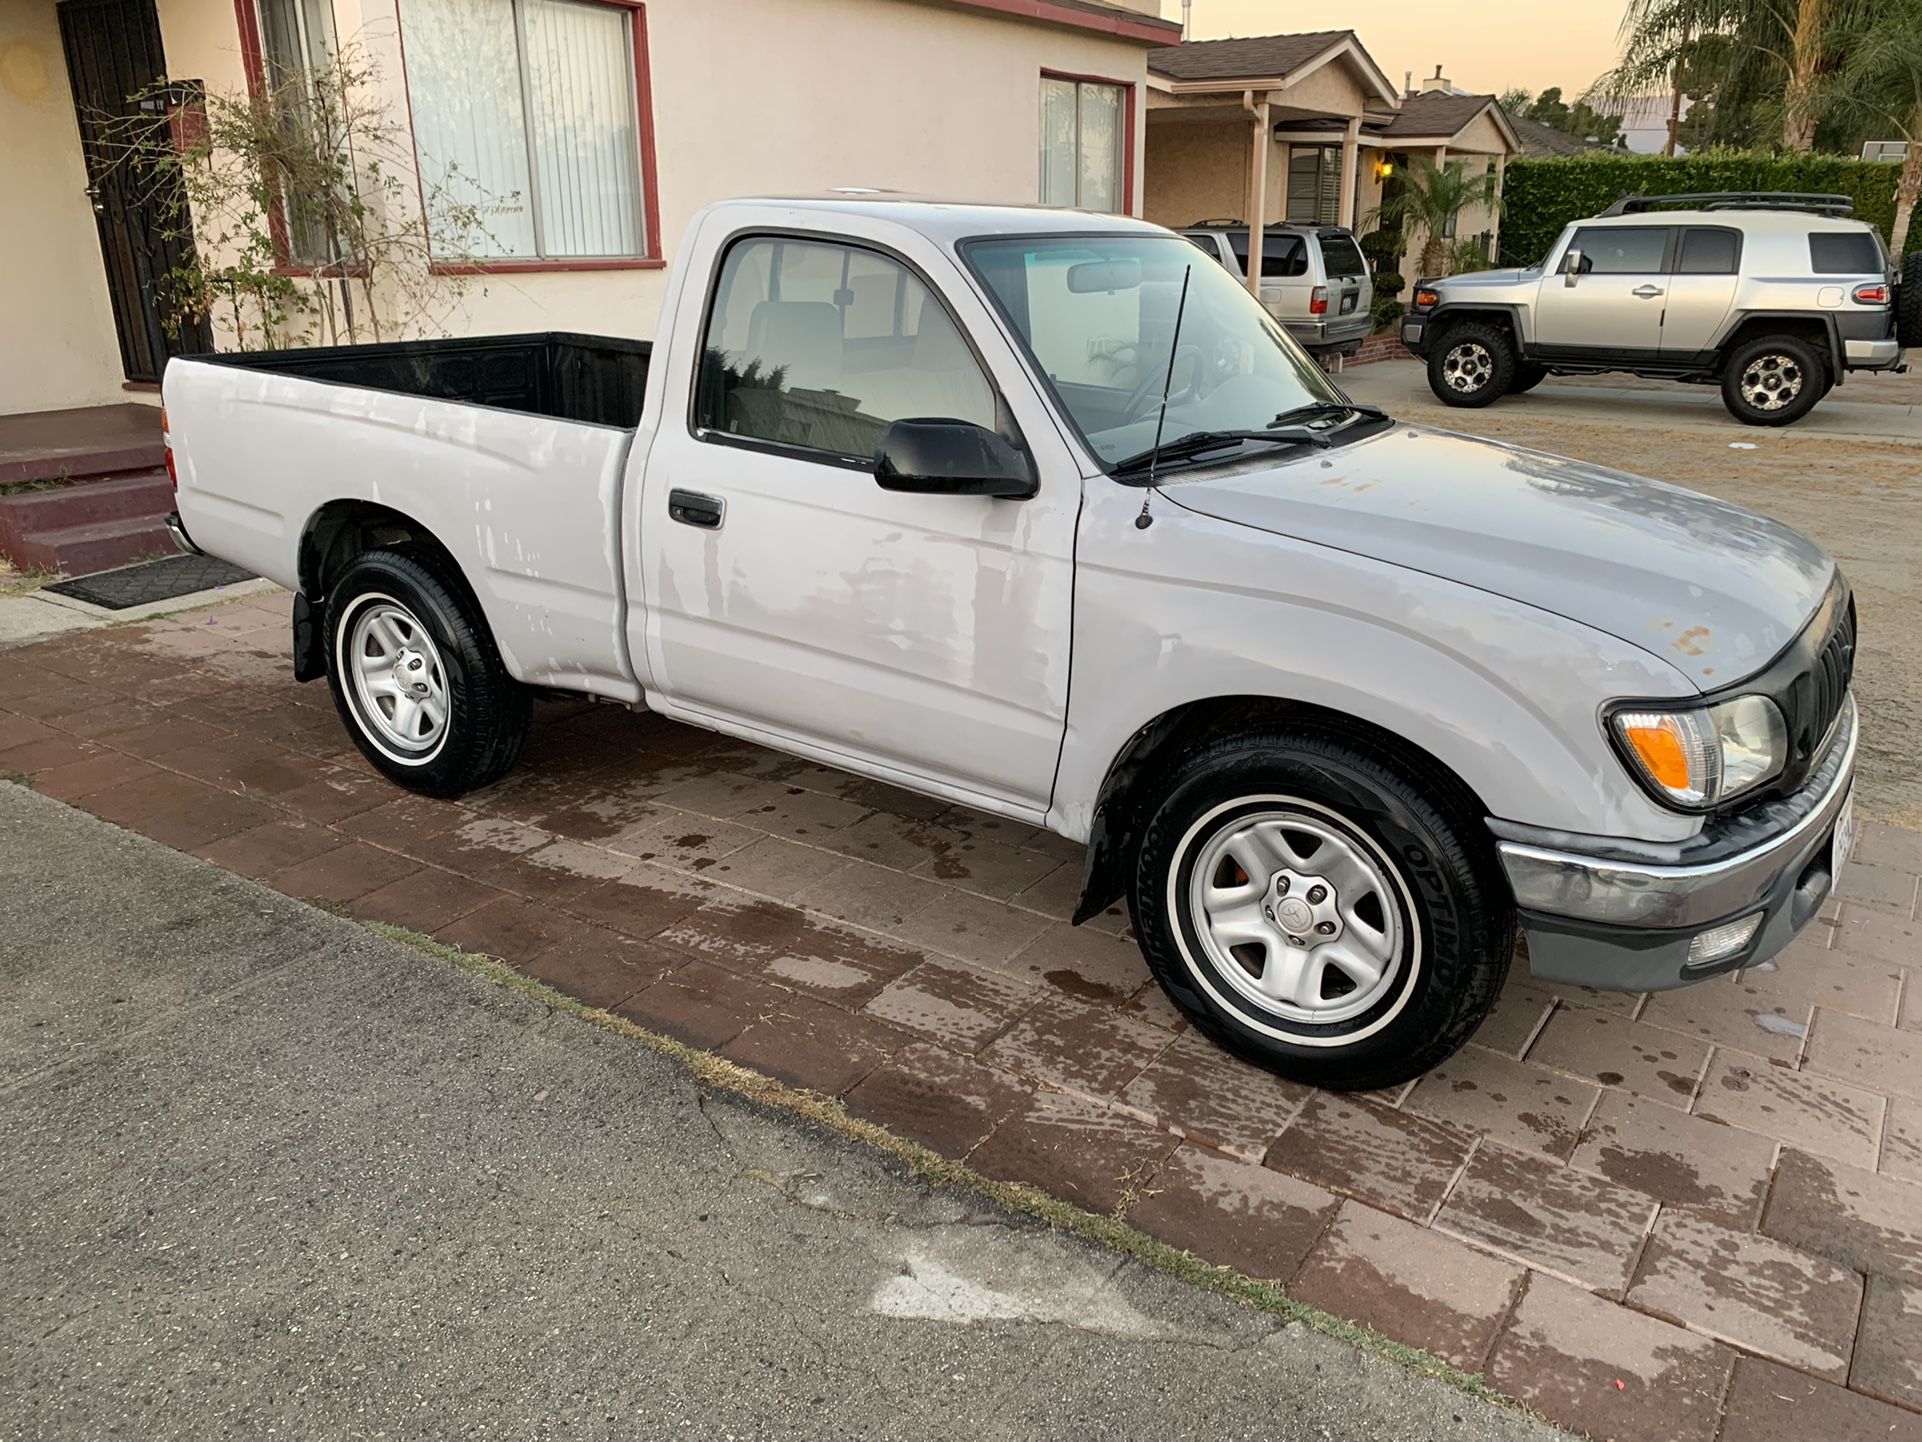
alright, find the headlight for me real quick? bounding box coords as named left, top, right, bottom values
left=1611, top=694, right=1787, bottom=809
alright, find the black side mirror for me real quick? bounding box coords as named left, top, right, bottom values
left=873, top=419, right=1036, bottom=499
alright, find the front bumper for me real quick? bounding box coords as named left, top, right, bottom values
left=1497, top=695, right=1857, bottom=992
left=1399, top=315, right=1430, bottom=355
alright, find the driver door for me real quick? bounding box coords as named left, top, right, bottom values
left=638, top=232, right=1078, bottom=815
left=1534, top=225, right=1672, bottom=353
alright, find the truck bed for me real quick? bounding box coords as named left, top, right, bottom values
left=197, top=332, right=651, bottom=429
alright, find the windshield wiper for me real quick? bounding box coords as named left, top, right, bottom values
left=1268, top=400, right=1390, bottom=428
left=1110, top=426, right=1332, bottom=477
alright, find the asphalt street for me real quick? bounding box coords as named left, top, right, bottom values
left=0, top=781, right=1566, bottom=1441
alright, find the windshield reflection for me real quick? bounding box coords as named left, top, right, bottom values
left=965, top=235, right=1346, bottom=469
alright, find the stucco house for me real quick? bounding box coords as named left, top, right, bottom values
left=1, top=0, right=1177, bottom=419
left=1141, top=34, right=1518, bottom=287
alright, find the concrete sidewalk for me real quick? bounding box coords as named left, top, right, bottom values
left=0, top=782, right=1561, bottom=1442
left=1341, top=358, right=1922, bottom=445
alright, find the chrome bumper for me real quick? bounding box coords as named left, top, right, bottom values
left=1498, top=696, right=1857, bottom=989
left=165, top=511, right=202, bottom=555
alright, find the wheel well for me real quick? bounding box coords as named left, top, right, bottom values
left=1719, top=317, right=1835, bottom=376
left=1072, top=696, right=1492, bottom=926
left=299, top=500, right=460, bottom=603
left=1427, top=309, right=1519, bottom=351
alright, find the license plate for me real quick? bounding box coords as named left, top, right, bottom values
left=1833, top=788, right=1856, bottom=883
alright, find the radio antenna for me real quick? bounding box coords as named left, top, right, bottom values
left=1136, top=262, right=1193, bottom=531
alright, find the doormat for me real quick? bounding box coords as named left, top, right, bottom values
left=45, top=553, right=256, bottom=611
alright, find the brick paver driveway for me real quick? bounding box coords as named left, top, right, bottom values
left=4, top=594, right=1920, bottom=1442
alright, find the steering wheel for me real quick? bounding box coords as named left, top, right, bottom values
left=1121, top=343, right=1204, bottom=423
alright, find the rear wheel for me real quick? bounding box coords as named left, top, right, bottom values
left=326, top=548, right=530, bottom=797
left=1721, top=334, right=1825, bottom=426
left=1426, top=322, right=1516, bottom=408
left=1898, top=251, right=1922, bottom=350
left=1129, top=729, right=1513, bottom=1091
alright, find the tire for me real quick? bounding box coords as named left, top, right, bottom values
left=1130, top=729, right=1513, bottom=1091
left=325, top=547, right=531, bottom=797
left=1509, top=362, right=1550, bottom=394
left=1898, top=251, right=1922, bottom=350
left=1720, top=334, right=1825, bottom=427
left=1425, top=322, right=1516, bottom=408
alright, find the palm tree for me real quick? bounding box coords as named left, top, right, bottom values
left=1821, top=0, right=1922, bottom=254
left=1364, top=157, right=1501, bottom=278
left=1612, top=0, right=1837, bottom=151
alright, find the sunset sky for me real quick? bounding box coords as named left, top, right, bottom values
left=1151, top=0, right=1631, bottom=100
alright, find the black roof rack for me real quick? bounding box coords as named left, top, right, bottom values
left=1598, top=191, right=1855, bottom=217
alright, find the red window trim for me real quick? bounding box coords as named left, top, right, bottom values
left=1040, top=69, right=1137, bottom=216
left=235, top=0, right=663, bottom=274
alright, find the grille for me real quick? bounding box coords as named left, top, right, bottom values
left=1783, top=601, right=1855, bottom=772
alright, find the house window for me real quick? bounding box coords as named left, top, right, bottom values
left=1285, top=147, right=1338, bottom=224
left=400, top=0, right=649, bottom=260
left=255, top=0, right=340, bottom=265
left=1040, top=76, right=1124, bottom=212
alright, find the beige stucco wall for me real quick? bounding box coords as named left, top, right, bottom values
left=149, top=0, right=1152, bottom=350
left=1143, top=118, right=1247, bottom=227
left=0, top=0, right=130, bottom=414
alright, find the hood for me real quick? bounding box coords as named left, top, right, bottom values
left=1431, top=268, right=1537, bottom=292
left=1164, top=426, right=1834, bottom=689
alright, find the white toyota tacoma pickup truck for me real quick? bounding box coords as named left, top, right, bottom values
left=164, top=196, right=1859, bottom=1090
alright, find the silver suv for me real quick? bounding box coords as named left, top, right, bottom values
left=1401, top=192, right=1916, bottom=425
left=1181, top=221, right=1374, bottom=359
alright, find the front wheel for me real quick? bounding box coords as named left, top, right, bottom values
left=1721, top=335, right=1825, bottom=426
left=325, top=548, right=530, bottom=797
left=1425, top=322, right=1516, bottom=408
left=1130, top=730, right=1513, bottom=1091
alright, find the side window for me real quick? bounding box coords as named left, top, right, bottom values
left=695, top=236, right=998, bottom=460
left=1182, top=234, right=1230, bottom=268
left=1676, top=228, right=1740, bottom=275
left=1565, top=226, right=1669, bottom=274
left=1809, top=232, right=1884, bottom=274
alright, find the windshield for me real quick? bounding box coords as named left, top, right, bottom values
left=965, top=234, right=1345, bottom=470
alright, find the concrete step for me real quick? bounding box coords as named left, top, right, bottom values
left=9, top=515, right=181, bottom=578
left=0, top=469, right=173, bottom=534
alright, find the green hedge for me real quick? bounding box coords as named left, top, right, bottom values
left=1499, top=152, right=1902, bottom=266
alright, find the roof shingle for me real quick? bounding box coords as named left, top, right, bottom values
left=1147, top=30, right=1353, bottom=82
left=1377, top=90, right=1500, bottom=139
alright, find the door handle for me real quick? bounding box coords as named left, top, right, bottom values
left=1632, top=284, right=1665, bottom=299
left=667, top=488, right=725, bottom=530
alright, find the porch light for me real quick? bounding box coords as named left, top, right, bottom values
left=1375, top=160, right=1394, bottom=180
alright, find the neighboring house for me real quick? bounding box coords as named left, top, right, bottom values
left=1141, top=39, right=1518, bottom=289
left=0, top=0, right=1176, bottom=418
left=1510, top=113, right=1610, bottom=159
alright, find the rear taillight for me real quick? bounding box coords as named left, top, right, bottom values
left=160, top=405, right=177, bottom=492
left=1853, top=282, right=1889, bottom=304
left=1309, top=285, right=1329, bottom=316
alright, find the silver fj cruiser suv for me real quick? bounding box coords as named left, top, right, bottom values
left=1402, top=192, right=1919, bottom=425
left=1181, top=220, right=1375, bottom=359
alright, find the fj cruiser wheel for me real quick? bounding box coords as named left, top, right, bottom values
left=1721, top=335, right=1825, bottom=426
left=1426, top=322, right=1515, bottom=408
left=1510, top=362, right=1550, bottom=394
left=1130, top=729, right=1513, bottom=1091
left=325, top=548, right=530, bottom=797
left=1898, top=251, right=1922, bottom=350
